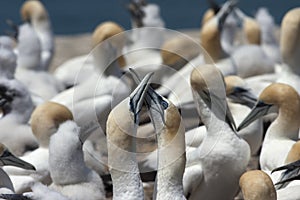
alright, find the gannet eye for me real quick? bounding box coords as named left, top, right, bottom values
left=161, top=101, right=168, bottom=109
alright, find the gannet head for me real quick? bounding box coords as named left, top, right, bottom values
left=21, top=0, right=49, bottom=25
left=243, top=17, right=261, bottom=45
left=92, top=21, right=126, bottom=69
left=200, top=0, right=237, bottom=62
left=280, top=8, right=300, bottom=74
left=224, top=76, right=257, bottom=107
left=201, top=0, right=221, bottom=26
left=30, top=101, right=73, bottom=147
left=161, top=37, right=201, bottom=70
left=190, top=64, right=236, bottom=131
left=238, top=83, right=300, bottom=131
left=239, top=170, right=276, bottom=200
left=0, top=143, right=35, bottom=170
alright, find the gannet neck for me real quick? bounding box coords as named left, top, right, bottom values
left=200, top=18, right=228, bottom=62
left=260, top=83, right=300, bottom=139
left=280, top=8, right=300, bottom=75
left=17, top=23, right=41, bottom=70
left=155, top=103, right=186, bottom=199
left=30, top=102, right=73, bottom=147
left=49, top=120, right=90, bottom=185
left=239, top=170, right=277, bottom=200
left=106, top=99, right=144, bottom=199
left=190, top=65, right=234, bottom=132
left=221, top=15, right=239, bottom=54
left=21, top=0, right=54, bottom=69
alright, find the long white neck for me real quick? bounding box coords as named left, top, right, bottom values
left=107, top=100, right=144, bottom=199
left=155, top=116, right=186, bottom=199
left=31, top=17, right=54, bottom=70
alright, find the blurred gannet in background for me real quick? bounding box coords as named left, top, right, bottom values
left=15, top=23, right=63, bottom=101
left=122, top=1, right=165, bottom=79
left=0, top=45, right=38, bottom=156
left=52, top=21, right=130, bottom=135
left=0, top=77, right=38, bottom=156
left=201, top=0, right=275, bottom=78
left=238, top=83, right=300, bottom=172
left=255, top=7, right=281, bottom=64
left=53, top=22, right=126, bottom=88
left=20, top=0, right=54, bottom=71
left=183, top=64, right=250, bottom=199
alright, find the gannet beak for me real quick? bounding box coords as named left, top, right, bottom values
left=237, top=101, right=272, bottom=131
left=129, top=68, right=169, bottom=130
left=5, top=19, right=19, bottom=41
left=0, top=149, right=36, bottom=170
left=129, top=71, right=154, bottom=124
left=217, top=0, right=238, bottom=30
left=127, top=0, right=145, bottom=27
left=271, top=159, right=300, bottom=187
left=228, top=87, right=258, bottom=108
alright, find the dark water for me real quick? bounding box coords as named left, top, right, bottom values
left=0, top=0, right=299, bottom=35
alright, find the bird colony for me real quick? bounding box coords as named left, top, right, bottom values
left=0, top=0, right=299, bottom=199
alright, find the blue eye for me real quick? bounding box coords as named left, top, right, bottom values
left=161, top=100, right=168, bottom=109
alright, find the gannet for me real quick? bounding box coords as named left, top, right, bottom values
left=3, top=101, right=73, bottom=193
left=201, top=1, right=274, bottom=78
left=15, top=23, right=63, bottom=101
left=54, top=21, right=126, bottom=88
left=106, top=72, right=154, bottom=199
left=0, top=76, right=38, bottom=156
left=255, top=8, right=281, bottom=64
left=276, top=8, right=300, bottom=94
left=239, top=170, right=277, bottom=200
left=48, top=120, right=105, bottom=200
left=21, top=0, right=54, bottom=71
left=183, top=64, right=250, bottom=199
left=238, top=83, right=300, bottom=171
left=52, top=21, right=130, bottom=136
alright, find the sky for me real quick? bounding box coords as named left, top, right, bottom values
left=0, top=0, right=299, bottom=35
